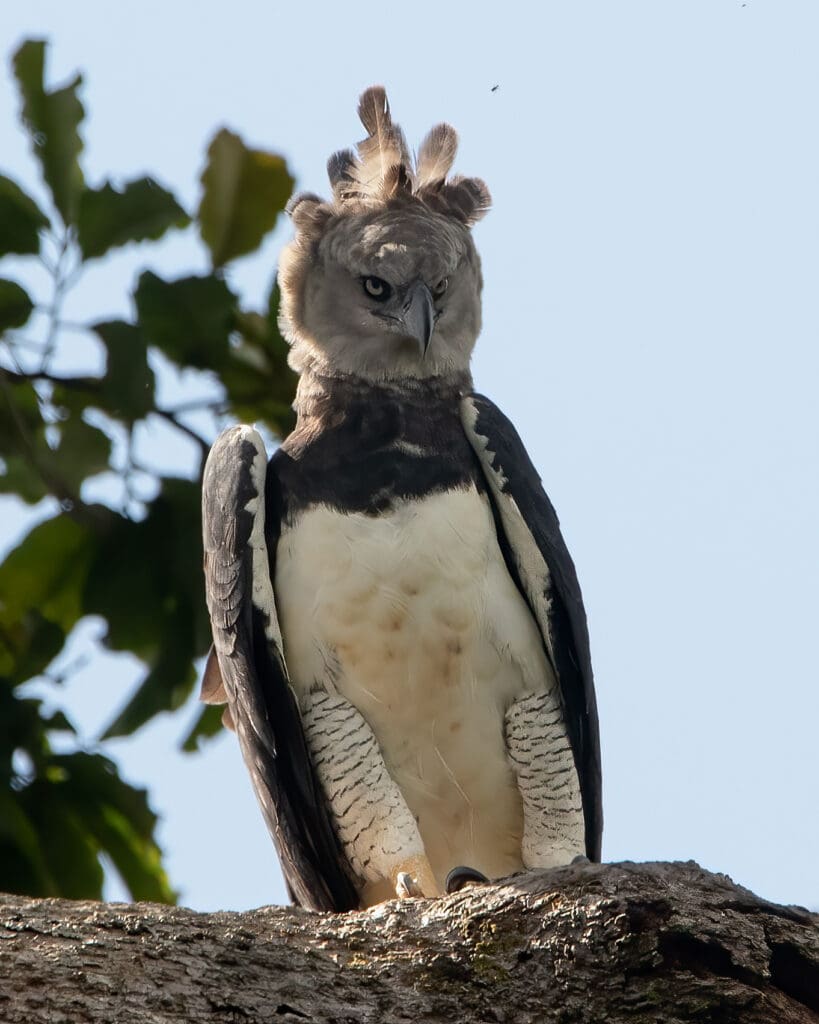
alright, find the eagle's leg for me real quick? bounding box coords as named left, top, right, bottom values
left=505, top=691, right=587, bottom=867
left=300, top=690, right=439, bottom=900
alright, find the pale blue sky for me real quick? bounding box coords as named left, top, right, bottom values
left=1, top=1, right=817, bottom=912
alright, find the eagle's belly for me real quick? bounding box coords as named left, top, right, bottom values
left=275, top=486, right=559, bottom=889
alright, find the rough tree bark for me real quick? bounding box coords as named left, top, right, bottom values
left=1, top=861, right=817, bottom=1023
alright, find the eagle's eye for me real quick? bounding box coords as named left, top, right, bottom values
left=363, top=276, right=392, bottom=301
left=433, top=278, right=448, bottom=297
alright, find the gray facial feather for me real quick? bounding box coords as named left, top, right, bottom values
left=278, top=87, right=489, bottom=384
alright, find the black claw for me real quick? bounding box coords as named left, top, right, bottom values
left=445, top=865, right=489, bottom=894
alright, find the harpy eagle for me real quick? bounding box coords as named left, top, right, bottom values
left=201, top=87, right=602, bottom=911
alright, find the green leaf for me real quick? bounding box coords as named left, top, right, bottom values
left=222, top=285, right=297, bottom=435
left=92, top=803, right=175, bottom=902
left=12, top=40, right=85, bottom=225
left=0, top=377, right=49, bottom=504
left=84, top=480, right=209, bottom=657
left=103, top=646, right=197, bottom=739
left=0, top=453, right=49, bottom=504
left=0, top=744, right=174, bottom=902
left=0, top=174, right=49, bottom=257
left=92, top=320, right=156, bottom=422
left=0, top=687, right=55, bottom=773
left=77, top=178, right=190, bottom=260
left=0, top=613, right=65, bottom=687
left=42, top=709, right=76, bottom=732
left=0, top=514, right=98, bottom=638
left=45, top=751, right=176, bottom=903
left=198, top=128, right=293, bottom=267
left=23, top=796, right=103, bottom=898
left=83, top=480, right=209, bottom=737
left=83, top=514, right=163, bottom=658
left=180, top=702, right=224, bottom=752
left=135, top=272, right=236, bottom=369
left=0, top=372, right=50, bottom=503
left=55, top=416, right=112, bottom=491
left=0, top=279, right=34, bottom=330
left=0, top=788, right=57, bottom=895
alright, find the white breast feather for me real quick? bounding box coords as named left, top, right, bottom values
left=275, top=486, right=567, bottom=885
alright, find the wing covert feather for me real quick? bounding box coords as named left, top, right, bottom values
left=202, top=425, right=358, bottom=910
left=461, top=395, right=603, bottom=861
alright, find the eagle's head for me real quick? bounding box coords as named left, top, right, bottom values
left=278, top=87, right=491, bottom=382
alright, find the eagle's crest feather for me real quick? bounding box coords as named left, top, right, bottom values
left=300, top=85, right=491, bottom=232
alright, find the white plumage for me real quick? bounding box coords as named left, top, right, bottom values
left=275, top=486, right=584, bottom=898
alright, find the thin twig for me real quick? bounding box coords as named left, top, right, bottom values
left=3, top=333, right=47, bottom=353
left=162, top=396, right=225, bottom=415
left=152, top=408, right=210, bottom=459
left=0, top=366, right=102, bottom=392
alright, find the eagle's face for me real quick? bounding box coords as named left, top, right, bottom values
left=284, top=205, right=483, bottom=381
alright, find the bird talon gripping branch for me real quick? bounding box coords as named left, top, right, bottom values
left=395, top=873, right=421, bottom=899
left=202, top=87, right=602, bottom=912
left=393, top=856, right=439, bottom=899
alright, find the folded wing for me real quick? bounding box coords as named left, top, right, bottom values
left=461, top=395, right=603, bottom=860
left=201, top=425, right=358, bottom=910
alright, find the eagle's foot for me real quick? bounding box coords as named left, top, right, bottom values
left=445, top=865, right=489, bottom=894
left=391, top=854, right=439, bottom=899
left=396, top=872, right=423, bottom=898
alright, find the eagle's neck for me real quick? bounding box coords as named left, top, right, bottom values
left=291, top=369, right=473, bottom=427
left=277, top=369, right=481, bottom=516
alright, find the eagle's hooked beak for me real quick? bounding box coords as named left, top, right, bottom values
left=399, top=279, right=435, bottom=357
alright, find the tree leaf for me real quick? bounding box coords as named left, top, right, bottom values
left=198, top=128, right=293, bottom=267
left=0, top=174, right=49, bottom=257
left=0, top=687, right=55, bottom=770
left=0, top=733, right=175, bottom=901
left=84, top=480, right=209, bottom=656
left=77, top=178, right=190, bottom=260
left=55, top=417, right=112, bottom=491
left=0, top=514, right=98, bottom=638
left=0, top=788, right=57, bottom=896
left=0, top=279, right=34, bottom=330
left=181, top=703, right=225, bottom=752
left=102, top=645, right=197, bottom=740
left=135, top=272, right=236, bottom=369
left=222, top=284, right=297, bottom=434
left=85, top=480, right=209, bottom=738
left=92, top=803, right=176, bottom=902
left=21, top=795, right=103, bottom=899
left=12, top=39, right=85, bottom=226
left=91, top=320, right=156, bottom=422
left=0, top=454, right=49, bottom=504
left=0, top=377, right=50, bottom=504
left=0, top=613, right=65, bottom=687
left=44, top=751, right=176, bottom=903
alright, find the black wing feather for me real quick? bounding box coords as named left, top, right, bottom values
left=202, top=426, right=358, bottom=911
left=462, top=395, right=603, bottom=861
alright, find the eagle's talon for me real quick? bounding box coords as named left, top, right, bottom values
left=391, top=854, right=439, bottom=898
left=395, top=871, right=422, bottom=898
left=445, top=865, right=490, bottom=894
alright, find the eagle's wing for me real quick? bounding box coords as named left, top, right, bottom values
left=461, top=394, right=603, bottom=860
left=201, top=424, right=359, bottom=911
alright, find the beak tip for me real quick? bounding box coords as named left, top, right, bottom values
left=401, top=279, right=436, bottom=359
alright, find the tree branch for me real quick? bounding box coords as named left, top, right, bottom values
left=1, top=861, right=817, bottom=1023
